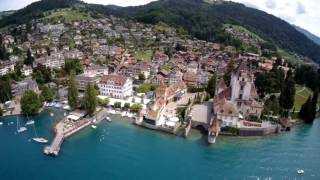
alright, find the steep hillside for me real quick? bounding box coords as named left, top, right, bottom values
left=295, top=25, right=320, bottom=45
left=0, top=0, right=84, bottom=27
left=0, top=0, right=319, bottom=64
left=100, top=0, right=320, bottom=63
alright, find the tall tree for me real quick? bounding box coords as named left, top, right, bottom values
left=68, top=73, right=79, bottom=110
left=84, top=83, right=98, bottom=116
left=223, top=60, right=235, bottom=86
left=32, top=65, right=52, bottom=84
left=0, top=44, right=9, bottom=60
left=206, top=75, right=216, bottom=98
left=24, top=49, right=34, bottom=65
left=279, top=70, right=296, bottom=117
left=0, top=79, right=12, bottom=103
left=41, top=86, right=55, bottom=102
left=130, top=104, right=143, bottom=113
left=299, top=97, right=313, bottom=123
left=310, top=90, right=319, bottom=121
left=64, top=58, right=83, bottom=75
left=21, top=90, right=42, bottom=115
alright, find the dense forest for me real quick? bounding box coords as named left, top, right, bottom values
left=0, top=0, right=320, bottom=64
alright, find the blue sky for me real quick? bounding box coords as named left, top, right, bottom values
left=1, top=0, right=319, bottom=37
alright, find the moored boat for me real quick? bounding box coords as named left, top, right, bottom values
left=17, top=117, right=27, bottom=133
left=17, top=127, right=28, bottom=133
left=297, top=169, right=304, bottom=174
left=25, top=120, right=35, bottom=126
left=208, top=132, right=217, bottom=144
left=106, top=117, right=112, bottom=122
left=33, top=137, right=48, bottom=144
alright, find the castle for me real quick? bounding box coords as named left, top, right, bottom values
left=213, top=61, right=263, bottom=127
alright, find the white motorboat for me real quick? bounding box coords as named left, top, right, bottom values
left=25, top=120, right=35, bottom=126
left=297, top=169, right=304, bottom=174
left=106, top=117, right=112, bottom=122
left=18, top=127, right=28, bottom=133
left=17, top=117, right=27, bottom=133
left=91, top=125, right=97, bottom=129
left=0, top=122, right=3, bottom=126
left=32, top=137, right=48, bottom=144
left=208, top=132, right=217, bottom=144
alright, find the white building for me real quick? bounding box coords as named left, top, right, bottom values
left=84, top=65, right=108, bottom=76
left=35, top=53, right=65, bottom=69
left=21, top=65, right=33, bottom=76
left=0, top=62, right=15, bottom=76
left=76, top=74, right=100, bottom=91
left=98, top=75, right=133, bottom=99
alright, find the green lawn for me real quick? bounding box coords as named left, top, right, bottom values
left=154, top=22, right=172, bottom=32
left=294, top=84, right=313, bottom=111
left=134, top=50, right=153, bottom=61
left=223, top=24, right=264, bottom=41
left=43, top=9, right=92, bottom=22
left=277, top=48, right=303, bottom=65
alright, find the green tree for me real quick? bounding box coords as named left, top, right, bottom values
left=98, top=97, right=110, bottom=106
left=138, top=73, right=146, bottom=81
left=64, top=58, right=83, bottom=75
left=206, top=75, right=216, bottom=98
left=223, top=60, right=235, bottom=86
left=41, top=86, right=55, bottom=102
left=0, top=79, right=12, bottom=103
left=310, top=90, right=319, bottom=121
left=255, top=68, right=284, bottom=98
left=124, top=103, right=131, bottom=110
left=0, top=107, right=3, bottom=116
left=279, top=71, right=296, bottom=117
left=84, top=83, right=98, bottom=116
left=263, top=95, right=281, bottom=115
left=114, top=102, right=122, bottom=109
left=68, top=73, right=79, bottom=110
left=137, top=83, right=155, bottom=93
left=0, top=44, right=9, bottom=60
left=21, top=90, right=42, bottom=114
left=299, top=96, right=313, bottom=123
left=32, top=66, right=52, bottom=84
left=130, top=103, right=143, bottom=113
left=24, top=49, right=34, bottom=65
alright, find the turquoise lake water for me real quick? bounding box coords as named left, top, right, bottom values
left=0, top=110, right=320, bottom=179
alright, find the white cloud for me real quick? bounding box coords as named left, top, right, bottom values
left=231, top=0, right=320, bottom=37
left=265, top=0, right=277, bottom=10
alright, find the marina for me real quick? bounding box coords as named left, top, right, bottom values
left=44, top=109, right=109, bottom=156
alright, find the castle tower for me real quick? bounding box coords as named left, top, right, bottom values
left=230, top=61, right=253, bottom=105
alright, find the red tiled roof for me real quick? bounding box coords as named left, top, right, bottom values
left=100, top=75, right=128, bottom=87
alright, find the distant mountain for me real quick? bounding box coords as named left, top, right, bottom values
left=294, top=25, right=320, bottom=45
left=0, top=0, right=320, bottom=64
left=0, top=10, right=15, bottom=20
left=0, top=0, right=83, bottom=27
